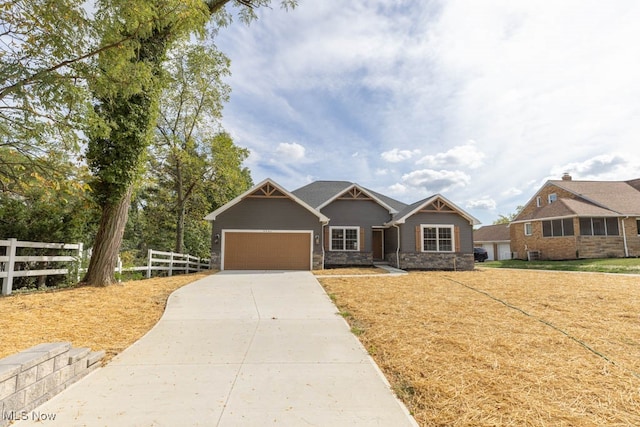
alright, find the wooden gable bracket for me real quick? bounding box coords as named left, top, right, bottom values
left=247, top=182, right=287, bottom=198
left=419, top=199, right=455, bottom=213
left=338, top=187, right=373, bottom=201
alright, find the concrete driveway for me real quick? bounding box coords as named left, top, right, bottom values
left=17, top=271, right=417, bottom=426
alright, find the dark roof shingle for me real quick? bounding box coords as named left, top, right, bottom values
left=474, top=224, right=510, bottom=242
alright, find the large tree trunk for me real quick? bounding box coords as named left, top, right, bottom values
left=175, top=202, right=185, bottom=254
left=83, top=186, right=134, bottom=286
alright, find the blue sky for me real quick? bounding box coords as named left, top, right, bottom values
left=214, top=0, right=640, bottom=226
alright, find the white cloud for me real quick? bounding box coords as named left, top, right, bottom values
left=552, top=154, right=628, bottom=180
left=401, top=169, right=470, bottom=193
left=501, top=187, right=522, bottom=197
left=388, top=183, right=408, bottom=194
left=416, top=140, right=485, bottom=169
left=215, top=0, right=640, bottom=227
left=375, top=168, right=389, bottom=176
left=466, top=198, right=497, bottom=210
left=381, top=148, right=421, bottom=163
left=275, top=142, right=306, bottom=161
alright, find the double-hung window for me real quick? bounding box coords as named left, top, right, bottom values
left=524, top=223, right=533, bottom=236
left=331, top=227, right=359, bottom=251
left=421, top=225, right=454, bottom=252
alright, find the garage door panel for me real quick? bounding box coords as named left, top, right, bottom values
left=224, top=232, right=311, bottom=270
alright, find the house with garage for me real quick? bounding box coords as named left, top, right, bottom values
left=205, top=178, right=480, bottom=271
left=474, top=224, right=511, bottom=260
left=510, top=174, right=640, bottom=260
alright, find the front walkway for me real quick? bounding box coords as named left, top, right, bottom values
left=17, top=271, right=417, bottom=426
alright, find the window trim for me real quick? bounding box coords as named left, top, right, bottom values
left=420, top=224, right=455, bottom=253
left=329, top=226, right=360, bottom=251
left=548, top=193, right=557, bottom=203
left=524, top=222, right=532, bottom=236
left=536, top=197, right=542, bottom=207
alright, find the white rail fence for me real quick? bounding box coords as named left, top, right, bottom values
left=1, top=238, right=210, bottom=296
left=117, top=250, right=211, bottom=279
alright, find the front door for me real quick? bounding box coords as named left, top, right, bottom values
left=372, top=229, right=384, bottom=261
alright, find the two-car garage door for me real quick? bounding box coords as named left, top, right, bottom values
left=222, top=231, right=312, bottom=270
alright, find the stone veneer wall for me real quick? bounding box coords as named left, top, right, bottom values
left=312, top=253, right=323, bottom=270
left=576, top=236, right=626, bottom=259
left=324, top=251, right=373, bottom=267
left=210, top=251, right=220, bottom=270
left=0, top=342, right=104, bottom=426
left=387, top=252, right=474, bottom=271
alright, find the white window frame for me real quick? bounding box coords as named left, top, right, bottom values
left=421, top=224, right=455, bottom=253
left=536, top=197, right=542, bottom=207
left=330, top=226, right=360, bottom=251
left=524, top=222, right=532, bottom=236
left=548, top=193, right=557, bottom=203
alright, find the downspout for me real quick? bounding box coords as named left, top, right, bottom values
left=393, top=224, right=401, bottom=269
left=622, top=217, right=629, bottom=257
left=321, top=222, right=327, bottom=270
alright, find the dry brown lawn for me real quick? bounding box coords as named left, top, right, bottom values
left=0, top=271, right=212, bottom=363
left=313, top=266, right=387, bottom=275
left=319, top=269, right=640, bottom=427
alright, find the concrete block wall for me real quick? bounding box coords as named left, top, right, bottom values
left=0, top=342, right=104, bottom=426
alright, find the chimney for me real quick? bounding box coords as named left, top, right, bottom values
left=562, top=172, right=572, bottom=181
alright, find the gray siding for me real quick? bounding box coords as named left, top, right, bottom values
left=321, top=200, right=391, bottom=252
left=400, top=212, right=474, bottom=253
left=384, top=226, right=399, bottom=253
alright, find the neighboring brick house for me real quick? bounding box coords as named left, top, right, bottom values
left=474, top=224, right=511, bottom=260
left=510, top=174, right=640, bottom=260
left=205, top=178, right=480, bottom=271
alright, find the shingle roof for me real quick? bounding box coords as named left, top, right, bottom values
left=291, top=181, right=353, bottom=208
left=391, top=198, right=432, bottom=222
left=514, top=178, right=640, bottom=222
left=550, top=179, right=640, bottom=215
left=292, top=181, right=407, bottom=213
left=204, top=178, right=329, bottom=223
left=388, top=194, right=481, bottom=225
left=474, top=224, right=510, bottom=242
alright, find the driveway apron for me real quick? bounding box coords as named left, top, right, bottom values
left=16, top=271, right=417, bottom=426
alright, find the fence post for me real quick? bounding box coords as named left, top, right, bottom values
left=186, top=256, right=191, bottom=274
left=146, top=249, right=153, bottom=279
left=117, top=257, right=123, bottom=282
left=169, top=252, right=174, bottom=277
left=76, top=242, right=84, bottom=283
left=2, top=238, right=17, bottom=295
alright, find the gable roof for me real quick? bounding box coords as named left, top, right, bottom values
left=387, top=194, right=480, bottom=226
left=549, top=179, right=640, bottom=215
left=515, top=178, right=640, bottom=222
left=204, top=178, right=329, bottom=223
left=292, top=181, right=406, bottom=214
left=474, top=224, right=510, bottom=242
